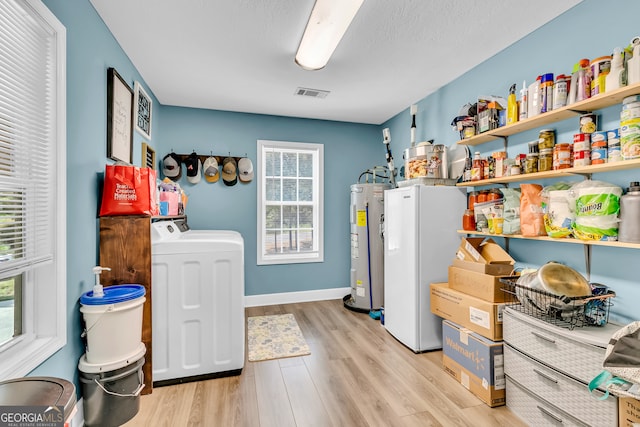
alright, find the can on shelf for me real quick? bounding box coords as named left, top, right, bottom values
left=553, top=143, right=572, bottom=169
left=574, top=149, right=591, bottom=167
left=579, top=113, right=598, bottom=134
left=591, top=131, right=608, bottom=146
left=574, top=133, right=591, bottom=152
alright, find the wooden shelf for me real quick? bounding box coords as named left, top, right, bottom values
left=457, top=229, right=640, bottom=249
left=456, top=82, right=640, bottom=147
left=457, top=158, right=640, bottom=187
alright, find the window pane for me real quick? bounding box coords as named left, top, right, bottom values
left=300, top=206, right=313, bottom=227
left=282, top=178, right=297, bottom=202
left=283, top=153, right=297, bottom=177
left=265, top=151, right=280, bottom=176
left=0, top=274, right=21, bottom=346
left=299, top=230, right=314, bottom=252
left=266, top=178, right=281, bottom=201
left=264, top=230, right=280, bottom=255
left=299, top=179, right=313, bottom=202
left=299, top=153, right=313, bottom=177
left=283, top=206, right=298, bottom=229
left=265, top=205, right=281, bottom=229
left=0, top=191, right=24, bottom=262
left=280, top=230, right=298, bottom=253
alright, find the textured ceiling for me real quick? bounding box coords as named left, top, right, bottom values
left=90, top=0, right=581, bottom=124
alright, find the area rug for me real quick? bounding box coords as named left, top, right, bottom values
left=247, top=313, right=310, bottom=362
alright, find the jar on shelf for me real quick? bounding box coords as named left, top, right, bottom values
left=462, top=209, right=476, bottom=231
left=487, top=188, right=502, bottom=201
left=524, top=153, right=539, bottom=174
left=538, top=148, right=553, bottom=172
left=468, top=191, right=479, bottom=210
left=538, top=129, right=555, bottom=149
left=477, top=190, right=489, bottom=204
left=553, top=143, right=572, bottom=169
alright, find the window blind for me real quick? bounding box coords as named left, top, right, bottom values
left=0, top=0, right=56, bottom=277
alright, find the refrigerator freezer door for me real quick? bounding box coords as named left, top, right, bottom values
left=384, top=185, right=420, bottom=350
left=384, top=185, right=466, bottom=352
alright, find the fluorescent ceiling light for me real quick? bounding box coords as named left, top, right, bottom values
left=295, top=0, right=364, bottom=71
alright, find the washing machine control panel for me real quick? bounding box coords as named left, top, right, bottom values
left=151, top=220, right=186, bottom=242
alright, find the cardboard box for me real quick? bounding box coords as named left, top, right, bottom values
left=452, top=258, right=515, bottom=276
left=430, top=282, right=504, bottom=341
left=456, top=237, right=514, bottom=267
left=619, top=397, right=640, bottom=427
left=448, top=265, right=511, bottom=303
left=442, top=320, right=505, bottom=407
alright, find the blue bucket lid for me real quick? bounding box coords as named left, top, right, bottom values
left=80, top=284, right=146, bottom=305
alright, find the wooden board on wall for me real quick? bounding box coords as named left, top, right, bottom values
left=99, top=215, right=153, bottom=395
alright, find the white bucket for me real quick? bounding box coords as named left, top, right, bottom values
left=80, top=285, right=146, bottom=365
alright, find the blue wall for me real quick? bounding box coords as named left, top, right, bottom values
left=157, top=107, right=380, bottom=296
left=29, top=0, right=640, bottom=389
left=383, top=0, right=640, bottom=324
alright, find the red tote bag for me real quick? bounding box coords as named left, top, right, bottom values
left=99, top=165, right=159, bottom=216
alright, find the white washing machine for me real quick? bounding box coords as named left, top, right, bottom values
left=151, top=219, right=244, bottom=385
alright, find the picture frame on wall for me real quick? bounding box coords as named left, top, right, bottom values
left=106, top=67, right=133, bottom=163
left=134, top=81, right=152, bottom=140
left=141, top=142, right=156, bottom=170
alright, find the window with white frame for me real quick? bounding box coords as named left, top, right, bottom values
left=257, top=140, right=323, bottom=265
left=0, top=0, right=66, bottom=380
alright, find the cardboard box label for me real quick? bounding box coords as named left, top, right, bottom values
left=470, top=306, right=490, bottom=329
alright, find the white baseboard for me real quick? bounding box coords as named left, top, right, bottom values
left=244, top=287, right=350, bottom=307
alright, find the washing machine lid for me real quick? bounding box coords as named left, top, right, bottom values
left=0, top=377, right=76, bottom=422
left=152, top=238, right=243, bottom=254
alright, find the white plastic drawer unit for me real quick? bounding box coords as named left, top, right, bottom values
left=503, top=307, right=619, bottom=384
left=503, top=307, right=620, bottom=427
left=506, top=376, right=589, bottom=427
left=504, top=344, right=616, bottom=426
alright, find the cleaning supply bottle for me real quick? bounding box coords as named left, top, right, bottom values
left=507, top=83, right=518, bottom=125
left=528, top=76, right=541, bottom=118
left=618, top=182, right=640, bottom=243
left=540, top=73, right=554, bottom=113
left=519, top=80, right=528, bottom=120
left=627, top=42, right=640, bottom=85
left=606, top=47, right=625, bottom=92
left=92, top=266, right=111, bottom=297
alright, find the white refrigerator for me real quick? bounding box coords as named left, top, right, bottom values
left=383, top=184, right=466, bottom=352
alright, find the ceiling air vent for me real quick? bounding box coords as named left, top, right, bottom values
left=295, top=87, right=330, bottom=99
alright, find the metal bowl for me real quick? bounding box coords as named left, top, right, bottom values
left=537, top=262, right=591, bottom=297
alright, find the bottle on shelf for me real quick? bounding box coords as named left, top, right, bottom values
left=519, top=80, right=528, bottom=120
left=471, top=151, right=484, bottom=181
left=507, top=83, right=518, bottom=125
left=606, top=47, right=625, bottom=92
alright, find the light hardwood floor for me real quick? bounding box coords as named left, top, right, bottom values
left=123, top=299, right=528, bottom=427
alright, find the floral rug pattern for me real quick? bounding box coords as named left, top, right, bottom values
left=247, top=313, right=310, bottom=362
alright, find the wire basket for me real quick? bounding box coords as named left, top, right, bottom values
left=499, top=277, right=615, bottom=329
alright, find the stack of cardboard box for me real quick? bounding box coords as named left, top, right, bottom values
left=430, top=237, right=516, bottom=407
